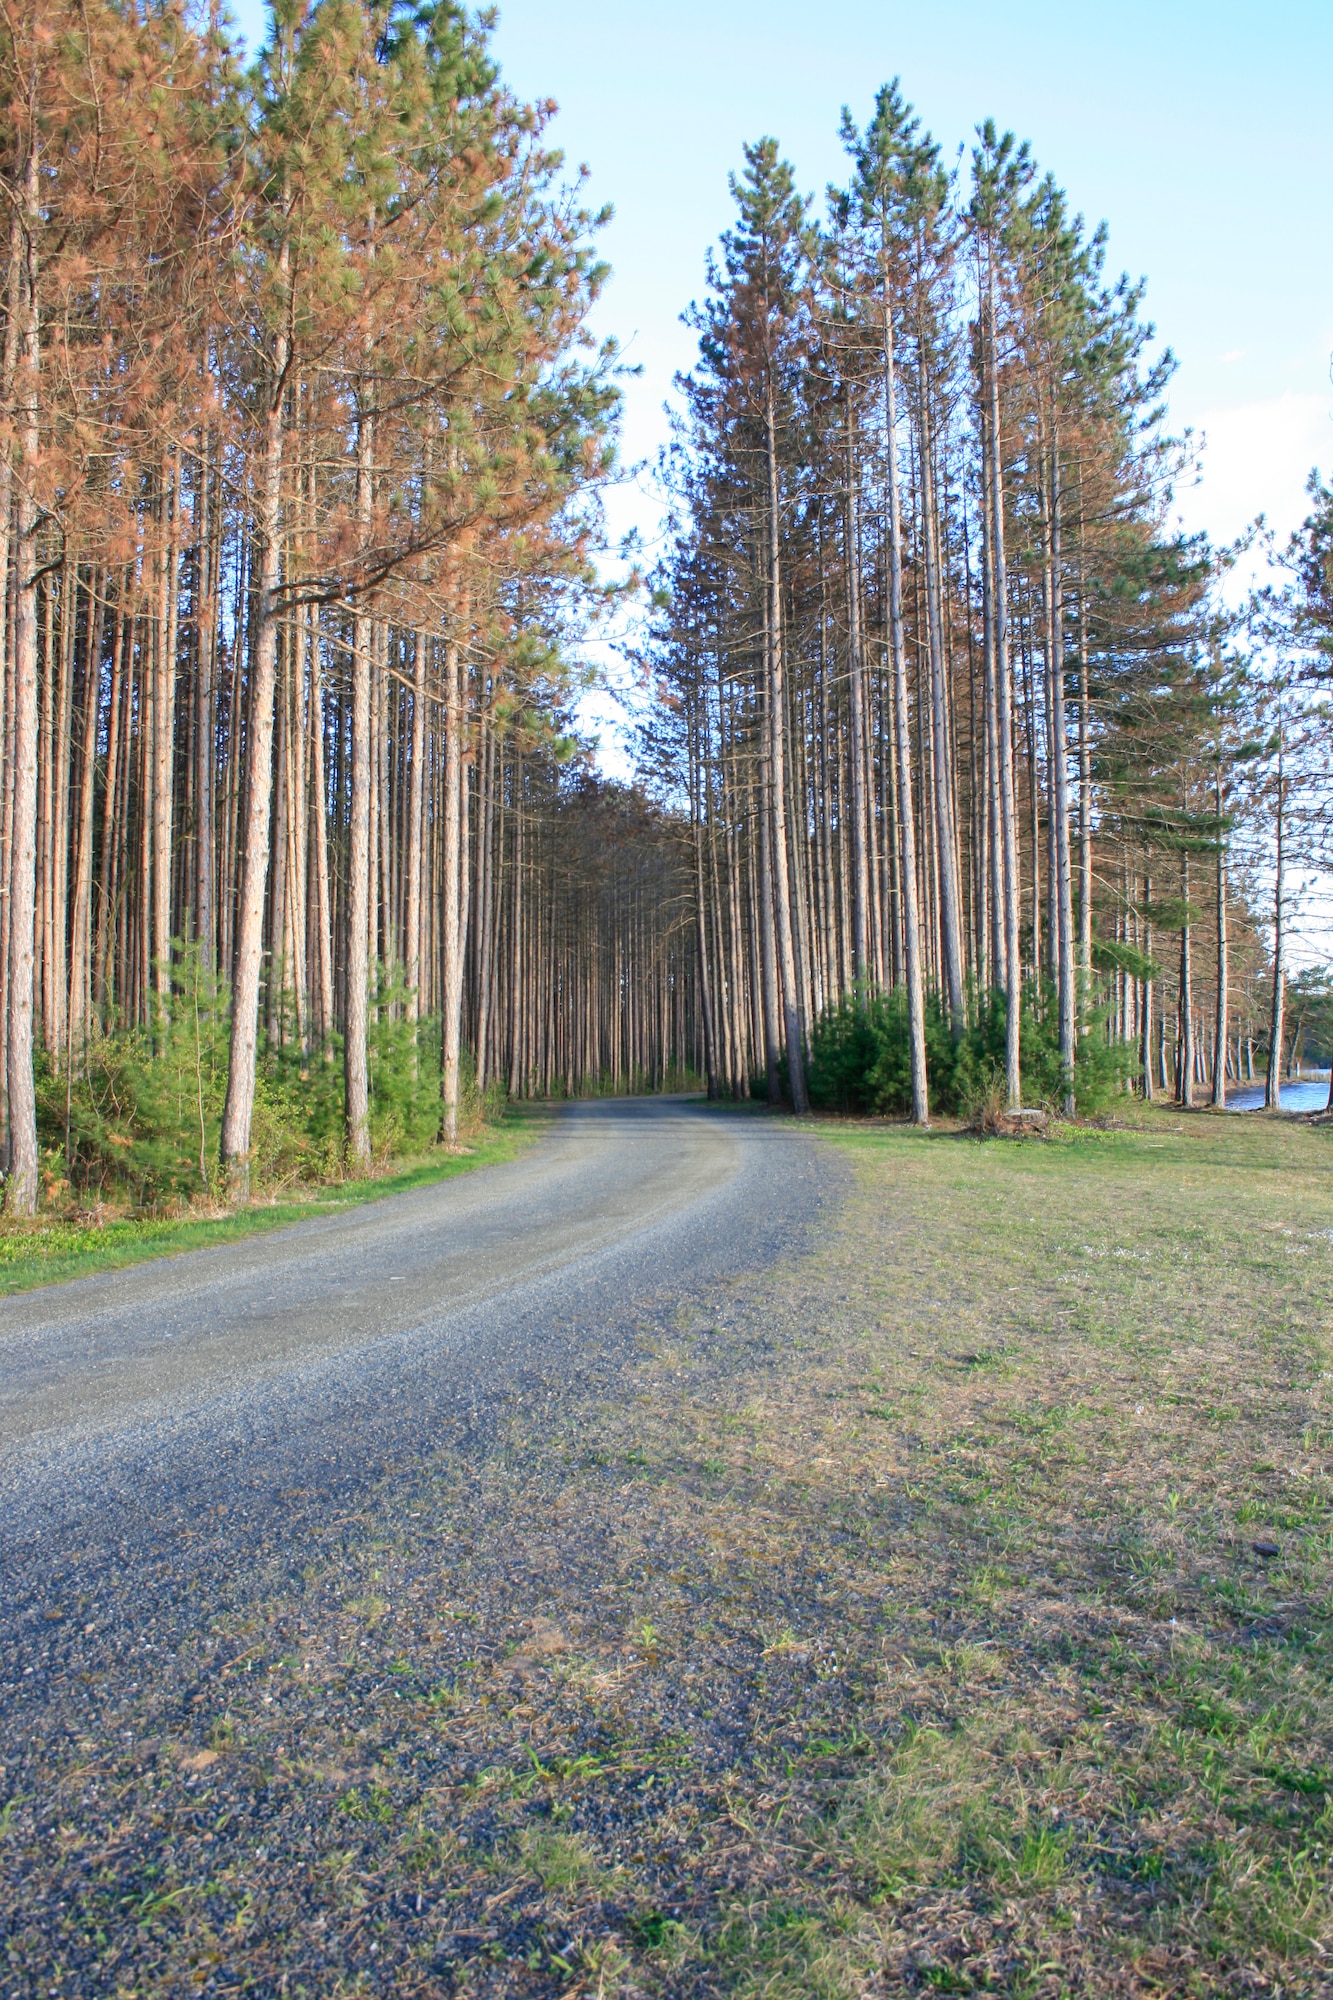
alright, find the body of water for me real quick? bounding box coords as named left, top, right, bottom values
left=1225, top=1075, right=1331, bottom=1114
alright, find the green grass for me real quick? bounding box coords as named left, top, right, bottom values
left=689, top=1103, right=1333, bottom=1997
left=0, top=1105, right=545, bottom=1294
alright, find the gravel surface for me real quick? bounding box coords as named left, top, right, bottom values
left=0, top=1096, right=840, bottom=1996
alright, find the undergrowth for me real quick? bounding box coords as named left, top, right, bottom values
left=806, top=977, right=1130, bottom=1118
left=30, top=944, right=498, bottom=1212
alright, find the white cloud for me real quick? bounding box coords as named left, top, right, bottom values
left=1173, top=391, right=1333, bottom=553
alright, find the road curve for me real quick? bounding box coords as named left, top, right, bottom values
left=0, top=1098, right=837, bottom=1654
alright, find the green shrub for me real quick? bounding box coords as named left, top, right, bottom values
left=36, top=945, right=465, bottom=1208
left=806, top=980, right=1130, bottom=1119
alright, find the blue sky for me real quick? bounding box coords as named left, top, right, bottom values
left=481, top=0, right=1332, bottom=556
left=228, top=0, right=1332, bottom=553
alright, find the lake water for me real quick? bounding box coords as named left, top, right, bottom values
left=1224, top=1076, right=1331, bottom=1114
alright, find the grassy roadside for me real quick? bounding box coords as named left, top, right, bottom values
left=0, top=1105, right=547, bottom=1296
left=4, top=1105, right=1331, bottom=1997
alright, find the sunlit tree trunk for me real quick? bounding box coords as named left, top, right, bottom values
left=1177, top=849, right=1194, bottom=1110
left=984, top=284, right=1021, bottom=1108
left=1140, top=874, right=1154, bottom=1102
left=1045, top=429, right=1075, bottom=1112
left=220, top=238, right=288, bottom=1197
left=1212, top=764, right=1228, bottom=1109
left=7, top=138, right=42, bottom=1214
left=439, top=630, right=465, bottom=1144
left=344, top=404, right=374, bottom=1170
left=1265, top=732, right=1285, bottom=1112
left=764, top=380, right=808, bottom=1111
left=883, top=281, right=928, bottom=1124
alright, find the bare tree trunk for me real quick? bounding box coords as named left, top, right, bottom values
left=345, top=634, right=373, bottom=1163
left=94, top=597, right=127, bottom=1016
left=220, top=240, right=289, bottom=1197
left=984, top=283, right=1021, bottom=1108
left=1212, top=764, right=1228, bottom=1109
left=1140, top=874, right=1154, bottom=1101
left=0, top=189, right=24, bottom=1168
left=405, top=626, right=425, bottom=1022
left=1266, top=736, right=1284, bottom=1111
left=439, top=631, right=464, bottom=1144
left=763, top=381, right=808, bottom=1111
left=844, top=392, right=870, bottom=986
left=979, top=398, right=1004, bottom=998
left=68, top=576, right=104, bottom=1057
left=881, top=270, right=928, bottom=1122
left=1177, top=851, right=1194, bottom=1110
left=308, top=604, right=333, bottom=1050
left=921, top=392, right=965, bottom=1028
left=1046, top=432, right=1075, bottom=1112
left=474, top=709, right=495, bottom=1090
left=153, top=451, right=179, bottom=1027
left=756, top=735, right=782, bottom=1103
left=194, top=445, right=217, bottom=968
left=1075, top=502, right=1093, bottom=985
left=7, top=139, right=41, bottom=1214
left=693, top=823, right=718, bottom=1097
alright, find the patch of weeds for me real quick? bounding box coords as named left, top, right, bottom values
left=1007, top=1824, right=1070, bottom=1888
left=517, top=1826, right=603, bottom=1894
left=337, top=1784, right=394, bottom=1824
left=631, top=1619, right=662, bottom=1664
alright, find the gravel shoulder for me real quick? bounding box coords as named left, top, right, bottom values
left=0, top=1096, right=839, bottom=1996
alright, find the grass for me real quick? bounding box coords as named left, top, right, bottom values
left=4, top=1102, right=1331, bottom=1997
left=0, top=1105, right=545, bottom=1294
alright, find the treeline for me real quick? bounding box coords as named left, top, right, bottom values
left=0, top=0, right=697, bottom=1215
left=641, top=84, right=1330, bottom=1119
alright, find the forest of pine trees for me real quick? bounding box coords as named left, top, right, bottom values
left=640, top=88, right=1333, bottom=1125
left=0, top=0, right=703, bottom=1216
left=1, top=7, right=1329, bottom=1217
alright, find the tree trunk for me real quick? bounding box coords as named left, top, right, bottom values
left=194, top=444, right=217, bottom=967
left=343, top=383, right=375, bottom=1168
left=1212, top=766, right=1227, bottom=1109
left=439, top=632, right=464, bottom=1144
left=1075, top=497, right=1093, bottom=984
left=1046, top=430, right=1076, bottom=1113
left=67, top=575, right=104, bottom=1057
left=219, top=240, right=289, bottom=1197
left=7, top=140, right=41, bottom=1215
left=1140, top=874, right=1154, bottom=1101
left=405, top=626, right=426, bottom=1023
left=844, top=392, right=870, bottom=986
left=153, top=451, right=179, bottom=1026
left=1177, top=851, right=1194, bottom=1110
left=1266, top=740, right=1284, bottom=1112
left=763, top=380, right=808, bottom=1112
left=920, top=386, right=965, bottom=1028
left=985, top=285, right=1021, bottom=1108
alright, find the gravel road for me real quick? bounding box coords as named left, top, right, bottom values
left=0, top=1096, right=835, bottom=1757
